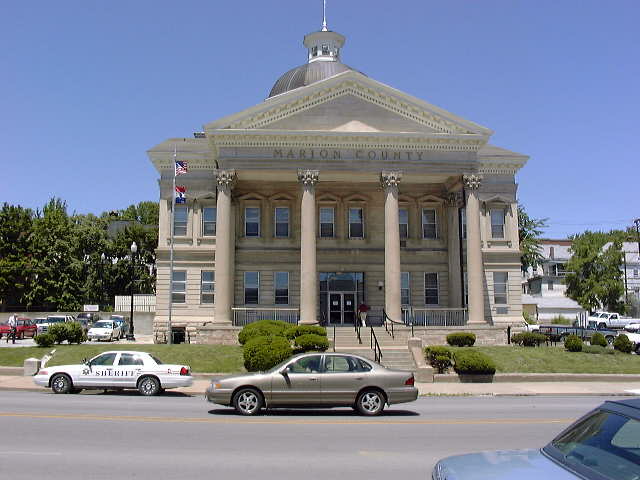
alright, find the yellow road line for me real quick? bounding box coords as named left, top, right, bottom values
left=0, top=412, right=574, bottom=425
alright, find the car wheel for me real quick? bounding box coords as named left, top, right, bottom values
left=356, top=389, right=385, bottom=416
left=606, top=336, right=615, bottom=346
left=138, top=376, right=161, bottom=396
left=233, top=388, right=263, bottom=416
left=598, top=323, right=607, bottom=330
left=51, top=374, right=73, bottom=394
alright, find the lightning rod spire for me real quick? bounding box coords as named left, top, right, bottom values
left=322, top=0, right=328, bottom=31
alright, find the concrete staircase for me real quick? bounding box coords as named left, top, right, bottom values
left=331, top=326, right=416, bottom=372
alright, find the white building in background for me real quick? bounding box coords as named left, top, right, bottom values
left=622, top=242, right=640, bottom=303
left=522, top=239, right=585, bottom=322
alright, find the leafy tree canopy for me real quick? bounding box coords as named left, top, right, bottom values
left=518, top=204, right=547, bottom=272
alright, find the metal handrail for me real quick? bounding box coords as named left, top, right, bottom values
left=370, top=326, right=383, bottom=363
left=354, top=321, right=362, bottom=345
left=333, top=325, right=336, bottom=352
left=383, top=309, right=406, bottom=339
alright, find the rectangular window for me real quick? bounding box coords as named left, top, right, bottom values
left=460, top=208, right=467, bottom=239
left=274, top=271, right=289, bottom=305
left=490, top=208, right=506, bottom=238
left=399, top=208, right=409, bottom=239
left=424, top=273, right=439, bottom=305
left=244, top=272, right=259, bottom=305
left=202, top=207, right=216, bottom=236
left=634, top=269, right=638, bottom=277
left=319, top=207, right=335, bottom=238
left=401, top=272, right=410, bottom=305
left=171, top=271, right=186, bottom=304
left=494, top=272, right=508, bottom=305
left=174, top=206, right=188, bottom=236
left=201, top=271, right=215, bottom=304
left=422, top=209, right=437, bottom=239
left=245, top=207, right=260, bottom=237
left=274, top=207, right=289, bottom=238
left=349, top=207, right=364, bottom=238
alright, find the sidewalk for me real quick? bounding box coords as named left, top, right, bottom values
left=2, top=375, right=640, bottom=396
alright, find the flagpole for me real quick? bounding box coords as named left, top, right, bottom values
left=167, top=145, right=177, bottom=344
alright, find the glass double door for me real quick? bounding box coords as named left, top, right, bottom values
left=328, top=292, right=356, bottom=325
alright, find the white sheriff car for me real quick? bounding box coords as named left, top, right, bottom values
left=87, top=320, right=122, bottom=342
left=33, top=351, right=193, bottom=395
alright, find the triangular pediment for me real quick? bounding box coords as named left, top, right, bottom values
left=205, top=71, right=493, bottom=138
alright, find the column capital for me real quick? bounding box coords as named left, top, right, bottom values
left=380, top=170, right=402, bottom=190
left=215, top=169, right=237, bottom=189
left=463, top=174, right=483, bottom=190
left=297, top=169, right=319, bottom=187
left=446, top=191, right=464, bottom=208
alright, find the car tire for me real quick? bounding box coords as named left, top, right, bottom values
left=233, top=388, right=263, bottom=416
left=138, top=376, right=161, bottom=396
left=355, top=389, right=385, bottom=416
left=598, top=323, right=607, bottom=330
left=51, top=374, right=73, bottom=394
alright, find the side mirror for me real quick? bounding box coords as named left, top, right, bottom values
left=82, top=358, right=88, bottom=365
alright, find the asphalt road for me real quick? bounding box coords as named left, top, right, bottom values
left=0, top=391, right=617, bottom=480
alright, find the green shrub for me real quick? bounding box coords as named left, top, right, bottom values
left=582, top=345, right=614, bottom=355
left=511, top=332, right=547, bottom=347
left=424, top=346, right=453, bottom=367
left=564, top=334, right=583, bottom=352
left=286, top=325, right=327, bottom=340
left=590, top=332, right=608, bottom=348
left=446, top=332, right=476, bottom=347
left=522, top=312, right=536, bottom=325
left=243, top=335, right=293, bottom=372
left=237, top=320, right=291, bottom=345
left=65, top=322, right=86, bottom=344
left=551, top=316, right=571, bottom=325
left=614, top=334, right=633, bottom=354
left=433, top=355, right=452, bottom=374
left=293, top=334, right=329, bottom=353
left=47, top=323, right=68, bottom=344
left=453, top=350, right=496, bottom=375
left=34, top=333, right=54, bottom=347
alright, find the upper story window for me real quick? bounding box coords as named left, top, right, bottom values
left=244, top=272, right=260, bottom=304
left=202, top=207, right=216, bottom=236
left=633, top=269, right=639, bottom=277
left=460, top=208, right=467, bottom=239
left=401, top=272, right=410, bottom=305
left=245, top=207, right=260, bottom=237
left=424, top=273, right=439, bottom=305
left=422, top=208, right=437, bottom=239
left=490, top=208, right=506, bottom=238
left=493, top=272, right=508, bottom=305
left=399, top=208, right=409, bottom=239
left=174, top=206, right=188, bottom=236
left=311, top=46, right=318, bottom=57
left=322, top=44, right=330, bottom=55
left=274, top=271, right=289, bottom=305
left=171, top=271, right=186, bottom=304
left=320, top=207, right=335, bottom=238
left=201, top=271, right=214, bottom=304
left=349, top=207, right=364, bottom=238
left=274, top=207, right=290, bottom=238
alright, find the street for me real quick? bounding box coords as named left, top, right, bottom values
left=0, top=391, right=616, bottom=480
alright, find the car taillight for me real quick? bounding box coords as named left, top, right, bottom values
left=404, top=376, right=415, bottom=386
left=38, top=370, right=47, bottom=376
left=180, top=367, right=190, bottom=376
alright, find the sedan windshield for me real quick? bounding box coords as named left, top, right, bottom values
left=548, top=410, right=640, bottom=480
left=93, top=321, right=113, bottom=329
left=47, top=317, right=66, bottom=323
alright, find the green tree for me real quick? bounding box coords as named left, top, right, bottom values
left=565, top=231, right=625, bottom=313
left=0, top=204, right=34, bottom=310
left=518, top=204, right=547, bottom=272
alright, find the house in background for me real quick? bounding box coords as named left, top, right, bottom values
left=522, top=239, right=585, bottom=322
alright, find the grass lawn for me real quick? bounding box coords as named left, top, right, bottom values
left=447, top=346, right=640, bottom=374
left=0, top=344, right=244, bottom=373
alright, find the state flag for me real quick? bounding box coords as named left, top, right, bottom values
left=175, top=186, right=186, bottom=204
left=175, top=161, right=188, bottom=176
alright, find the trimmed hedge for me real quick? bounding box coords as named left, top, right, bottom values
left=590, top=332, right=608, bottom=348
left=433, top=355, right=452, bottom=374
left=286, top=325, right=327, bottom=340
left=243, top=335, right=293, bottom=371
left=424, top=346, right=452, bottom=365
left=453, top=350, right=496, bottom=375
left=34, top=333, right=54, bottom=347
left=614, top=334, right=633, bottom=354
left=46, top=322, right=86, bottom=345
left=582, top=345, right=614, bottom=355
left=237, top=320, right=291, bottom=345
left=293, top=334, right=329, bottom=353
left=446, top=332, right=476, bottom=347
left=564, top=334, right=583, bottom=352
left=511, top=332, right=547, bottom=347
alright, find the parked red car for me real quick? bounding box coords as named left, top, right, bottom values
left=0, top=317, right=37, bottom=339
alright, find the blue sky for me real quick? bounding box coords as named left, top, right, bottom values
left=2, top=0, right=639, bottom=238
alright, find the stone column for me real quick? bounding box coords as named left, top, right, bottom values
left=463, top=174, right=485, bottom=324
left=214, top=170, right=237, bottom=325
left=446, top=191, right=463, bottom=308
left=298, top=170, right=319, bottom=324
left=381, top=171, right=402, bottom=322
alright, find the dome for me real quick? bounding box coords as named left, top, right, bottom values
left=268, top=61, right=359, bottom=98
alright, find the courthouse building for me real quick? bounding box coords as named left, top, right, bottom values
left=148, top=22, right=528, bottom=343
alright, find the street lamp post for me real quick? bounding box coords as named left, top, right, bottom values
left=127, top=242, right=137, bottom=341
left=99, top=253, right=106, bottom=310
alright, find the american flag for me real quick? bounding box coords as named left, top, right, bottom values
left=175, top=186, right=186, bottom=204
left=175, top=161, right=188, bottom=176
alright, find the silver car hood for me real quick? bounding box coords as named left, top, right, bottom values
left=436, top=449, right=577, bottom=480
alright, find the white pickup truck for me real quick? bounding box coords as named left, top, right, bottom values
left=622, top=331, right=640, bottom=353
left=588, top=311, right=640, bottom=329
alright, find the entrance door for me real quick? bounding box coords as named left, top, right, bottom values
left=329, top=293, right=342, bottom=325
left=343, top=293, right=355, bottom=325
left=327, top=293, right=356, bottom=325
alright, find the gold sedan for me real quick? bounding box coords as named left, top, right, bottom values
left=206, top=352, right=418, bottom=416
